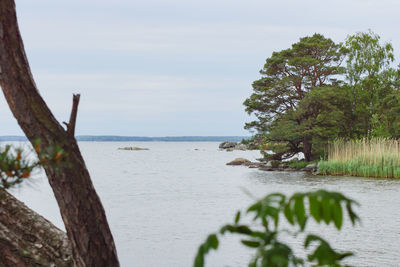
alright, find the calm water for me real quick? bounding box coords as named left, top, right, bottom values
left=7, top=142, right=400, bottom=267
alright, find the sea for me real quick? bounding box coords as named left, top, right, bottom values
left=6, top=142, right=400, bottom=267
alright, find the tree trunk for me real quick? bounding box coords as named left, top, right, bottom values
left=0, top=1, right=119, bottom=266
left=0, top=188, right=73, bottom=266
left=303, top=137, right=312, bottom=162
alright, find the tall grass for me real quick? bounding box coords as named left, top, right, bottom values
left=319, top=138, right=400, bottom=178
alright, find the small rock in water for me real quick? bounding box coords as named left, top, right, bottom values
left=118, top=147, right=149, bottom=151
left=226, top=158, right=251, bottom=166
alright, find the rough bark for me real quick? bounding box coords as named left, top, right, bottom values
left=0, top=189, right=73, bottom=267
left=0, top=1, right=119, bottom=266
left=303, top=137, right=312, bottom=162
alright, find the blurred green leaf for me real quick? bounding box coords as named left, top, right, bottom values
left=309, top=195, right=321, bottom=223
left=235, top=211, right=241, bottom=224
left=241, top=240, right=260, bottom=248
left=332, top=201, right=343, bottom=229
left=284, top=202, right=294, bottom=225
left=321, top=197, right=332, bottom=224
left=294, top=196, right=306, bottom=230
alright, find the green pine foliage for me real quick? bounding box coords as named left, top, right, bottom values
left=244, top=33, right=347, bottom=161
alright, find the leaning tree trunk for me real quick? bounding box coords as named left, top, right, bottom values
left=0, top=189, right=73, bottom=266
left=0, top=1, right=119, bottom=266
left=303, top=137, right=312, bottom=162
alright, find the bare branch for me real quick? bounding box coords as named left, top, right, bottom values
left=63, top=94, right=80, bottom=136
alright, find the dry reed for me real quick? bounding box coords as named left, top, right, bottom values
left=319, top=138, right=400, bottom=178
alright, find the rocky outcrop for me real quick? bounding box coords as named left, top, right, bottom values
left=219, top=141, right=237, bottom=149
left=226, top=159, right=319, bottom=174
left=219, top=142, right=248, bottom=151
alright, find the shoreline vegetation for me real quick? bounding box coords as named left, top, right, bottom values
left=242, top=30, right=400, bottom=178
left=319, top=138, right=400, bottom=179
left=240, top=31, right=400, bottom=179
left=224, top=138, right=400, bottom=179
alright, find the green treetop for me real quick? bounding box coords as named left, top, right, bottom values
left=345, top=30, right=400, bottom=138
left=244, top=34, right=347, bottom=161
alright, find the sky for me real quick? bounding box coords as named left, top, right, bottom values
left=1, top=0, right=399, bottom=136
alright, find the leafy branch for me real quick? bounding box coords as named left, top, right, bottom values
left=194, top=190, right=359, bottom=267
left=0, top=140, right=64, bottom=189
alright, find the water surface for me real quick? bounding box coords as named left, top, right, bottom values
left=8, top=142, right=400, bottom=267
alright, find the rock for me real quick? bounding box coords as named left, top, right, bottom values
left=219, top=141, right=249, bottom=151
left=219, top=141, right=237, bottom=149
left=226, top=158, right=251, bottom=166
left=300, top=163, right=318, bottom=172
left=235, top=144, right=248, bottom=150
left=262, top=167, right=275, bottom=171
left=264, top=161, right=272, bottom=167
left=248, top=162, right=261, bottom=168
left=306, top=163, right=318, bottom=169
left=300, top=164, right=318, bottom=172
left=118, top=147, right=149, bottom=151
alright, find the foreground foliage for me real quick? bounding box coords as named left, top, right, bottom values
left=319, top=138, right=400, bottom=178
left=194, top=190, right=359, bottom=267
left=0, top=141, right=63, bottom=189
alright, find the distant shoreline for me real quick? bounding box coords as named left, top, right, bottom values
left=0, top=136, right=249, bottom=142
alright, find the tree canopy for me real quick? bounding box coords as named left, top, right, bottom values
left=244, top=34, right=347, bottom=161
left=345, top=30, right=400, bottom=138
left=244, top=31, right=400, bottom=161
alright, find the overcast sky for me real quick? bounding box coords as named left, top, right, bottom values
left=1, top=0, right=399, bottom=136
